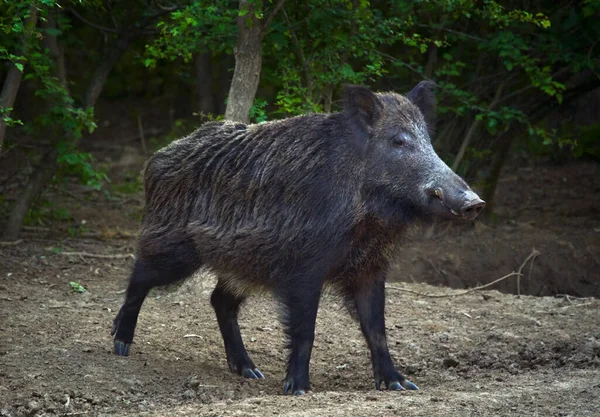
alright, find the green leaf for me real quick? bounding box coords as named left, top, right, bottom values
left=69, top=281, right=86, bottom=293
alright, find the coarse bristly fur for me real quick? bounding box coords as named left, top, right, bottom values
left=112, top=81, right=484, bottom=395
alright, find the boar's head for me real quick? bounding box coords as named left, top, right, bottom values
left=344, top=81, right=485, bottom=222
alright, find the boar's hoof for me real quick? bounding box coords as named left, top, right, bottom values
left=114, top=340, right=131, bottom=356
left=402, top=379, right=419, bottom=390
left=242, top=367, right=265, bottom=379
left=375, top=378, right=419, bottom=391
left=402, top=379, right=419, bottom=391
left=388, top=381, right=405, bottom=391
left=283, top=380, right=308, bottom=395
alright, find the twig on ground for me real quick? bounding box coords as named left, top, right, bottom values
left=59, top=251, right=135, bottom=259
left=516, top=248, right=540, bottom=296
left=561, top=302, right=594, bottom=309
left=387, top=248, right=540, bottom=298
left=556, top=294, right=592, bottom=302
left=0, top=239, right=23, bottom=246
left=22, top=226, right=51, bottom=232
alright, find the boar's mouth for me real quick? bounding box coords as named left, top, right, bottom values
left=427, top=188, right=485, bottom=220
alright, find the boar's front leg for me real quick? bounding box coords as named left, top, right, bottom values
left=279, top=280, right=323, bottom=395
left=211, top=281, right=264, bottom=379
left=349, top=277, right=419, bottom=391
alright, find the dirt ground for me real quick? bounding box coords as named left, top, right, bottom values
left=0, top=129, right=599, bottom=416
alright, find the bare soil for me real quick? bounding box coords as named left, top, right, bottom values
left=0, top=133, right=599, bottom=416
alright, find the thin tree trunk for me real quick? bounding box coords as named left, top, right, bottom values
left=83, top=37, right=128, bottom=107
left=2, top=149, right=58, bottom=240
left=481, top=133, right=514, bottom=219
left=224, top=0, right=285, bottom=122
left=451, top=80, right=506, bottom=171
left=282, top=7, right=312, bottom=99
left=322, top=85, right=334, bottom=113
left=0, top=6, right=39, bottom=151
left=43, top=12, right=68, bottom=92
left=424, top=44, right=438, bottom=79
left=194, top=52, right=215, bottom=115
left=225, top=0, right=264, bottom=123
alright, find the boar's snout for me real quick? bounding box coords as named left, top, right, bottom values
left=427, top=186, right=485, bottom=221
left=459, top=190, right=486, bottom=220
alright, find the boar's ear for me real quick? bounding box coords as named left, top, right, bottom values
left=343, top=85, right=383, bottom=129
left=407, top=80, right=437, bottom=133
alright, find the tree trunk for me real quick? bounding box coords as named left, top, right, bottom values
left=451, top=80, right=506, bottom=172
left=2, top=149, right=58, bottom=240
left=224, top=0, right=264, bottom=123
left=83, top=37, right=128, bottom=107
left=194, top=52, right=215, bottom=115
left=481, top=133, right=514, bottom=219
left=424, top=44, right=438, bottom=79
left=0, top=6, right=39, bottom=151
left=42, top=12, right=68, bottom=92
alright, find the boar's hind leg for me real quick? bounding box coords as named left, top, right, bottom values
left=348, top=278, right=419, bottom=391
left=112, top=250, right=201, bottom=356
left=211, top=281, right=264, bottom=379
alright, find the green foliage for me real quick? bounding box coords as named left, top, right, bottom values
left=145, top=0, right=237, bottom=67
left=69, top=281, right=86, bottom=293
left=55, top=141, right=108, bottom=190
left=249, top=98, right=268, bottom=123
left=24, top=199, right=72, bottom=226
left=0, top=107, right=23, bottom=127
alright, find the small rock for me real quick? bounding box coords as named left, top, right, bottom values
left=366, top=395, right=378, bottom=401
left=482, top=294, right=492, bottom=301
left=184, top=376, right=200, bottom=390
left=82, top=347, right=93, bottom=353
left=182, top=390, right=196, bottom=400
left=443, top=357, right=460, bottom=368
left=405, top=364, right=420, bottom=374
left=27, top=400, right=41, bottom=412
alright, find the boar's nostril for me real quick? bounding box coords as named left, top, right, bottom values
left=460, top=199, right=486, bottom=220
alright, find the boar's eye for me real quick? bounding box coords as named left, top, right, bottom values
left=392, top=133, right=410, bottom=147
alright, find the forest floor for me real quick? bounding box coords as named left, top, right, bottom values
left=0, top=122, right=599, bottom=416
